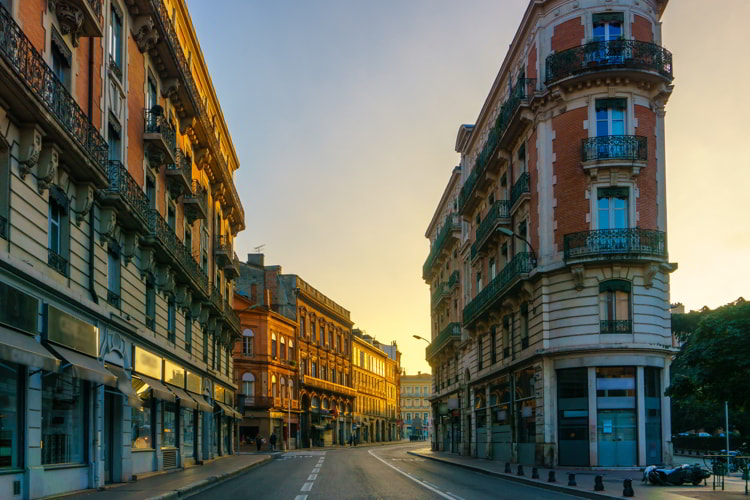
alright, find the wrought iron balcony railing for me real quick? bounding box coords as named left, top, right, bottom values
left=165, top=148, right=192, bottom=196
left=430, top=271, right=460, bottom=310
left=183, top=180, right=208, bottom=223
left=0, top=4, right=108, bottom=175
left=0, top=214, right=6, bottom=239
left=210, top=286, right=223, bottom=312
left=225, top=302, right=241, bottom=334
left=47, top=249, right=68, bottom=277
left=471, top=200, right=511, bottom=260
left=582, top=135, right=647, bottom=163
left=563, top=228, right=667, bottom=261
left=462, top=252, right=535, bottom=327
left=241, top=396, right=274, bottom=409
left=143, top=108, right=176, bottom=163
left=422, top=214, right=460, bottom=279
left=425, top=323, right=461, bottom=362
left=545, top=39, right=673, bottom=85
left=600, top=319, right=632, bottom=334
left=102, top=161, right=150, bottom=229
left=509, top=172, right=530, bottom=208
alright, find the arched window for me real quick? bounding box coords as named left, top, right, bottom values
left=280, top=336, right=286, bottom=360
left=242, top=372, right=255, bottom=397
left=271, top=333, right=277, bottom=357
left=288, top=339, right=294, bottom=360
left=271, top=375, right=277, bottom=398
left=311, top=396, right=319, bottom=408
left=242, top=328, right=254, bottom=356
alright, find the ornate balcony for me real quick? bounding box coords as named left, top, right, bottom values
left=47, top=249, right=68, bottom=277
left=509, top=172, right=530, bottom=210
left=471, top=200, right=511, bottom=260
left=183, top=180, right=208, bottom=223
left=581, top=135, right=648, bottom=176
left=545, top=40, right=673, bottom=86
left=143, top=108, right=176, bottom=165
left=49, top=0, right=104, bottom=42
left=225, top=304, right=241, bottom=336
left=99, top=161, right=150, bottom=231
left=563, top=228, right=667, bottom=263
left=214, top=235, right=232, bottom=266
left=600, top=320, right=632, bottom=334
left=425, top=323, right=461, bottom=363
left=165, top=148, right=192, bottom=197
left=0, top=4, right=108, bottom=186
left=422, top=214, right=460, bottom=281
left=241, top=395, right=274, bottom=409
left=431, top=271, right=459, bottom=310
left=224, top=253, right=240, bottom=281
left=209, top=285, right=224, bottom=313
left=301, top=375, right=356, bottom=398
left=462, top=252, right=535, bottom=328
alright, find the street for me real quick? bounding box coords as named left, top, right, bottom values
left=192, top=443, right=579, bottom=500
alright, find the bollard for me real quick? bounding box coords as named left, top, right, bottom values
left=548, top=471, right=556, bottom=483
left=505, top=462, right=511, bottom=473
left=568, top=473, right=577, bottom=486
left=623, top=478, right=634, bottom=497
left=532, top=467, right=539, bottom=479
left=594, top=475, right=604, bottom=491
left=517, top=465, right=524, bottom=476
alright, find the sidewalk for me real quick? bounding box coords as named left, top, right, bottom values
left=408, top=447, right=749, bottom=499
left=55, top=454, right=272, bottom=500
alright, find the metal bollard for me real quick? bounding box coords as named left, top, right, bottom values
left=623, top=478, right=634, bottom=497
left=568, top=473, right=577, bottom=486
left=594, top=475, right=604, bottom=491
left=505, top=462, right=511, bottom=473
left=532, top=467, right=539, bottom=479
left=548, top=471, right=556, bottom=482
left=517, top=465, right=524, bottom=476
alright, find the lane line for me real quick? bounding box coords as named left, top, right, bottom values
left=307, top=474, right=317, bottom=481
left=446, top=493, right=467, bottom=500
left=294, top=496, right=308, bottom=500
left=300, top=482, right=314, bottom=492
left=312, top=467, right=320, bottom=473
left=367, top=448, right=453, bottom=499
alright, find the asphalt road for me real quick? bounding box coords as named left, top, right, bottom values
left=191, top=442, right=582, bottom=500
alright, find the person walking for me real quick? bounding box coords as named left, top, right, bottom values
left=255, top=434, right=262, bottom=452
left=269, top=433, right=277, bottom=451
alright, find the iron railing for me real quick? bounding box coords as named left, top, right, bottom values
left=47, top=249, right=68, bottom=277
left=0, top=4, right=108, bottom=173
left=430, top=271, right=460, bottom=309
left=600, top=320, right=632, bottom=334
left=144, top=108, right=176, bottom=154
left=183, top=180, right=208, bottom=222
left=510, top=172, right=530, bottom=208
left=582, top=135, right=647, bottom=162
left=107, top=290, right=120, bottom=308
left=545, top=39, right=673, bottom=85
left=210, top=286, right=223, bottom=312
left=563, top=228, right=667, bottom=260
left=215, top=235, right=231, bottom=253
left=474, top=200, right=511, bottom=249
left=225, top=302, right=240, bottom=334
left=425, top=323, right=461, bottom=361
left=0, top=214, right=6, bottom=239
left=108, top=54, right=122, bottom=81
left=422, top=214, right=460, bottom=278
left=463, top=252, right=535, bottom=326
left=104, top=160, right=149, bottom=222
left=166, top=148, right=192, bottom=195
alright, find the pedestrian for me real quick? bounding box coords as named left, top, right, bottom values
left=349, top=435, right=353, bottom=447
left=255, top=434, right=262, bottom=452
left=270, top=433, right=277, bottom=451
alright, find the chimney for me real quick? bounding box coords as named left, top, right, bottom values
left=265, top=289, right=271, bottom=307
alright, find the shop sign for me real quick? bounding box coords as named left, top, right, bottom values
left=164, top=359, right=185, bottom=387
left=45, top=305, right=98, bottom=357
left=134, top=346, right=162, bottom=379
left=0, top=282, right=38, bottom=334
left=186, top=371, right=202, bottom=394
left=451, top=409, right=460, bottom=417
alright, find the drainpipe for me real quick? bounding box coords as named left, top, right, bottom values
left=87, top=37, right=98, bottom=304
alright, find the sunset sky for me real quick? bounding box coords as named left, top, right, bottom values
left=188, top=0, right=750, bottom=375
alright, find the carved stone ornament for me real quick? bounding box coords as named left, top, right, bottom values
left=122, top=231, right=139, bottom=265
left=179, top=116, right=196, bottom=135
left=36, top=144, right=60, bottom=194
left=571, top=264, right=585, bottom=291
left=174, top=285, right=192, bottom=310
left=100, top=330, right=127, bottom=364
left=191, top=299, right=203, bottom=319
left=138, top=246, right=156, bottom=278
left=18, top=126, right=42, bottom=180
left=155, top=264, right=175, bottom=294
left=132, top=16, right=159, bottom=53
left=643, top=262, right=659, bottom=289
left=207, top=316, right=217, bottom=332
left=73, top=182, right=94, bottom=226
left=203, top=378, right=212, bottom=397
left=99, top=207, right=117, bottom=244
left=195, top=148, right=212, bottom=171
left=199, top=307, right=210, bottom=326
left=160, top=78, right=179, bottom=98
left=50, top=2, right=84, bottom=47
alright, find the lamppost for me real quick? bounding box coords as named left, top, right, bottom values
left=496, top=227, right=537, bottom=264
left=413, top=334, right=430, bottom=345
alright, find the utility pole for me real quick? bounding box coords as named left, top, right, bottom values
left=726, top=401, right=730, bottom=452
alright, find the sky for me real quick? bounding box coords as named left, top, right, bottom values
left=187, top=0, right=750, bottom=375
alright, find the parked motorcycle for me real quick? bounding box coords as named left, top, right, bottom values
left=643, top=464, right=711, bottom=486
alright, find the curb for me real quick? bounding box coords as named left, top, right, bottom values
left=146, top=457, right=273, bottom=499
left=407, top=451, right=623, bottom=500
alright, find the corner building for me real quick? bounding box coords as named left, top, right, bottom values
left=0, top=0, right=244, bottom=497
left=424, top=0, right=676, bottom=467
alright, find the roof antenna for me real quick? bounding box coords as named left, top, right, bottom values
left=253, top=244, right=265, bottom=253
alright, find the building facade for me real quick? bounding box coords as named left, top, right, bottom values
left=352, top=330, right=391, bottom=444
left=381, top=342, right=402, bottom=442
left=400, top=372, right=432, bottom=440
left=424, top=0, right=675, bottom=467
left=0, top=0, right=244, bottom=497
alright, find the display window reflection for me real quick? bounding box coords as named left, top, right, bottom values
left=0, top=362, right=22, bottom=469
left=162, top=402, right=177, bottom=448
left=42, top=371, right=85, bottom=465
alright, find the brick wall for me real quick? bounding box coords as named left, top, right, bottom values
left=552, top=107, right=588, bottom=249
left=527, top=44, right=537, bottom=80
left=551, top=17, right=584, bottom=53
left=634, top=104, right=658, bottom=229
left=528, top=130, right=539, bottom=254
left=126, top=36, right=146, bottom=186
left=632, top=14, right=654, bottom=43
left=19, top=0, right=46, bottom=51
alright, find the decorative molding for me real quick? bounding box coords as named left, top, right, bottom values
left=73, top=182, right=94, bottom=225
left=99, top=207, right=117, bottom=243
left=571, top=264, right=585, bottom=291
left=175, top=285, right=192, bottom=311
left=161, top=78, right=179, bottom=98
left=179, top=116, right=195, bottom=135
left=18, top=125, right=42, bottom=180
left=191, top=299, right=203, bottom=320
left=122, top=231, right=138, bottom=265
left=100, top=330, right=127, bottom=364
left=138, top=246, right=156, bottom=278
left=36, top=144, right=60, bottom=194
left=199, top=306, right=210, bottom=326
left=132, top=16, right=159, bottom=53
left=155, top=264, right=175, bottom=294
left=195, top=147, right=212, bottom=171
left=643, top=262, right=659, bottom=289
left=50, top=2, right=84, bottom=47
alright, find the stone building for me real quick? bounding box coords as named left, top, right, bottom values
left=400, top=372, right=432, bottom=440
left=352, top=330, right=394, bottom=444
left=0, top=0, right=244, bottom=497
left=381, top=341, right=402, bottom=442
left=424, top=0, right=675, bottom=467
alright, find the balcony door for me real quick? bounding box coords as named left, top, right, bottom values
left=595, top=99, right=626, bottom=158
left=597, top=187, right=628, bottom=230
left=592, top=13, right=624, bottom=64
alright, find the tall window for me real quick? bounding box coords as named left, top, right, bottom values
left=0, top=363, right=22, bottom=469
left=203, top=329, right=209, bottom=363
left=288, top=340, right=294, bottom=361
left=280, top=377, right=286, bottom=400
left=48, top=193, right=68, bottom=276
left=332, top=368, right=337, bottom=385
left=107, top=123, right=121, bottom=162
left=280, top=337, right=286, bottom=360
left=311, top=320, right=316, bottom=343
left=596, top=99, right=626, bottom=137
left=503, top=315, right=512, bottom=358
left=242, top=329, right=254, bottom=355
left=167, top=298, right=176, bottom=343
left=271, top=375, right=277, bottom=398
left=593, top=13, right=623, bottom=42
left=131, top=392, right=153, bottom=450
left=490, top=326, right=497, bottom=364
left=328, top=329, right=333, bottom=348
left=311, top=362, right=317, bottom=378
left=42, top=372, right=85, bottom=464
left=167, top=204, right=176, bottom=229
left=182, top=408, right=194, bottom=458
left=476, top=271, right=482, bottom=293
left=319, top=324, right=324, bottom=346
left=50, top=31, right=71, bottom=89
left=520, top=303, right=529, bottom=348
left=162, top=403, right=177, bottom=448
left=599, top=280, right=632, bottom=333
left=489, top=258, right=496, bottom=280
left=271, top=333, right=277, bottom=357
left=109, top=6, right=123, bottom=78
left=146, top=176, right=156, bottom=210
left=597, top=187, right=629, bottom=230
left=185, top=314, right=192, bottom=353
left=145, top=280, right=156, bottom=330
left=242, top=373, right=255, bottom=397
left=300, top=316, right=305, bottom=337
left=477, top=335, right=484, bottom=371
left=107, top=244, right=121, bottom=308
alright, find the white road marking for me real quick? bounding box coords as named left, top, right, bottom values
left=307, top=474, right=318, bottom=481
left=367, top=449, right=454, bottom=499
left=294, top=496, right=308, bottom=500
left=446, top=493, right=467, bottom=500
left=312, top=467, right=320, bottom=473
left=301, top=482, right=314, bottom=492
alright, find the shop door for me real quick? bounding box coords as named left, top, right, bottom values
left=103, top=392, right=115, bottom=483
left=597, top=410, right=637, bottom=466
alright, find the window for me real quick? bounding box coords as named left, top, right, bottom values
left=225, top=347, right=230, bottom=376
left=288, top=339, right=294, bottom=360
left=107, top=244, right=121, bottom=308
left=596, top=98, right=626, bottom=137
left=406, top=413, right=412, bottom=423
left=311, top=320, right=316, bottom=343
left=271, top=375, right=277, bottom=398
left=162, top=403, right=177, bottom=448
left=132, top=392, right=153, bottom=449
left=593, top=13, right=623, bottom=42
left=311, top=362, right=317, bottom=378
left=0, top=362, right=22, bottom=469
left=146, top=176, right=156, bottom=210
left=490, top=326, right=497, bottom=364
left=167, top=298, right=176, bottom=343
left=48, top=190, right=68, bottom=276
left=328, top=329, right=333, bottom=348
left=242, top=373, right=255, bottom=397
left=503, top=315, right=511, bottom=358
left=520, top=303, right=529, bottom=348
left=182, top=408, right=195, bottom=458
left=517, top=220, right=528, bottom=253
left=477, top=335, right=484, bottom=371
left=50, top=30, right=71, bottom=89
left=145, top=280, right=156, bottom=330
left=242, top=329, right=254, bottom=355
left=280, top=337, right=286, bottom=360
left=476, top=271, right=482, bottom=293
left=280, top=377, right=286, bottom=399
left=109, top=6, right=123, bottom=78
left=319, top=324, right=324, bottom=346
left=597, top=187, right=629, bottom=230
left=271, top=333, right=277, bottom=357
left=42, top=372, right=85, bottom=464
left=185, top=314, right=192, bottom=353
left=108, top=123, right=122, bottom=162
left=332, top=368, right=337, bottom=384
left=203, top=329, right=209, bottom=363
left=300, top=316, right=305, bottom=337
left=168, top=204, right=176, bottom=229
left=489, top=258, right=496, bottom=280
left=599, top=280, right=632, bottom=333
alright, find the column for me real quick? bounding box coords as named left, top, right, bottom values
left=661, top=360, right=673, bottom=464
left=587, top=367, right=597, bottom=466
left=485, top=385, right=492, bottom=459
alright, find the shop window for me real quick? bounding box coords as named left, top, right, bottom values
left=557, top=368, right=589, bottom=466
left=182, top=408, right=195, bottom=458
left=131, top=392, right=153, bottom=449
left=162, top=402, right=177, bottom=448
left=645, top=367, right=663, bottom=464
left=514, top=368, right=536, bottom=450
left=0, top=362, right=22, bottom=469
left=42, top=372, right=85, bottom=464
left=596, top=366, right=637, bottom=467
left=599, top=280, right=632, bottom=333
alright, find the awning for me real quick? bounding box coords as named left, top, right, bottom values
left=47, top=344, right=116, bottom=387
left=167, top=385, right=197, bottom=410
left=133, top=374, right=176, bottom=403
left=215, top=401, right=241, bottom=419
left=0, top=326, right=59, bottom=372
left=191, top=394, right=213, bottom=413
left=105, top=364, right=143, bottom=408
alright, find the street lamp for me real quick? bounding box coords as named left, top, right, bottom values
left=496, top=227, right=537, bottom=264
left=413, top=335, right=430, bottom=344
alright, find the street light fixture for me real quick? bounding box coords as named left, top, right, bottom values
left=496, top=227, right=537, bottom=264
left=413, top=335, right=430, bottom=344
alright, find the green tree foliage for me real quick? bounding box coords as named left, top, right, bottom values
left=668, top=298, right=750, bottom=435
